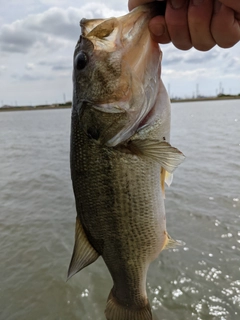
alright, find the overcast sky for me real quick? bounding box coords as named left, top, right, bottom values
left=0, top=0, right=240, bottom=106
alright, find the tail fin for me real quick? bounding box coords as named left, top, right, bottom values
left=105, top=289, right=152, bottom=320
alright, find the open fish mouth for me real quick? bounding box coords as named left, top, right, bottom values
left=80, top=2, right=166, bottom=46
left=73, top=3, right=167, bottom=147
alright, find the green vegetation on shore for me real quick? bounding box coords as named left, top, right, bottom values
left=0, top=101, right=72, bottom=112
left=171, top=93, right=240, bottom=103
left=1, top=94, right=240, bottom=112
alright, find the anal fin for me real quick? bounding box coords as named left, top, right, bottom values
left=67, top=216, right=99, bottom=280
left=162, top=232, right=185, bottom=250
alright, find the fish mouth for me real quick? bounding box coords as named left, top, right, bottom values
left=75, top=2, right=166, bottom=147
left=80, top=2, right=166, bottom=50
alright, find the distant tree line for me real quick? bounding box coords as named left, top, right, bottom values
left=217, top=93, right=240, bottom=98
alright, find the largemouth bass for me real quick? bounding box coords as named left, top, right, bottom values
left=68, top=3, right=185, bottom=320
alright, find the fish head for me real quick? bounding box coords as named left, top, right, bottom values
left=73, top=3, right=168, bottom=146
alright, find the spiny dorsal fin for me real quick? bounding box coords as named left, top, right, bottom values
left=128, top=139, right=185, bottom=173
left=67, top=217, right=99, bottom=280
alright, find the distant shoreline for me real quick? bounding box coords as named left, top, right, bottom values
left=1, top=96, right=240, bottom=112
left=171, top=95, right=240, bottom=103
left=0, top=104, right=71, bottom=112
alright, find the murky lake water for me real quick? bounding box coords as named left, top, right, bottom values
left=0, top=100, right=240, bottom=320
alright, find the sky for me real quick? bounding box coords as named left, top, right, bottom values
left=0, top=0, right=240, bottom=106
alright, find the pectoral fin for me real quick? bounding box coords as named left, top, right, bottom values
left=161, top=168, right=166, bottom=198
left=129, top=139, right=185, bottom=173
left=67, top=216, right=99, bottom=280
left=165, top=170, right=173, bottom=187
left=161, top=168, right=174, bottom=197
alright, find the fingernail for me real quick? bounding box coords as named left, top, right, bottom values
left=192, top=0, right=204, bottom=6
left=171, top=0, right=186, bottom=9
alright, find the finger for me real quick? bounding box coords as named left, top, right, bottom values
left=211, top=1, right=240, bottom=48
left=188, top=0, right=216, bottom=51
left=218, top=0, right=240, bottom=13
left=164, top=0, right=192, bottom=50
left=149, top=15, right=171, bottom=43
left=128, top=0, right=156, bottom=11
left=128, top=1, right=170, bottom=43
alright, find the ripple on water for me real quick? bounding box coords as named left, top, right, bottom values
left=1, top=103, right=240, bottom=320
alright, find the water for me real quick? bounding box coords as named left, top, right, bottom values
left=0, top=100, right=239, bottom=320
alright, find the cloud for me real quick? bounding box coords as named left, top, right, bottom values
left=162, top=55, right=183, bottom=66
left=11, top=73, right=38, bottom=81
left=40, top=0, right=127, bottom=11
left=52, top=65, right=71, bottom=71
left=11, top=72, right=53, bottom=82
left=161, top=44, right=240, bottom=89
left=0, top=3, right=126, bottom=54
left=1, top=0, right=239, bottom=105
left=0, top=65, right=7, bottom=76
left=183, top=50, right=220, bottom=64
left=25, top=63, right=35, bottom=70
left=226, top=56, right=240, bottom=70
left=25, top=7, right=80, bottom=40
left=161, top=44, right=236, bottom=72
left=0, top=9, right=77, bottom=53
left=162, top=67, right=212, bottom=78
left=37, top=57, right=72, bottom=71
left=162, top=47, right=184, bottom=65
left=0, top=23, right=36, bottom=53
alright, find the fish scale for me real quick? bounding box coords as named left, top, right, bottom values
left=71, top=114, right=166, bottom=306
left=68, top=3, right=184, bottom=320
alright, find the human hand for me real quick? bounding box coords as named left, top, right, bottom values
left=128, top=0, right=240, bottom=51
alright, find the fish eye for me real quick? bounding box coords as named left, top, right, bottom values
left=75, top=51, right=88, bottom=70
